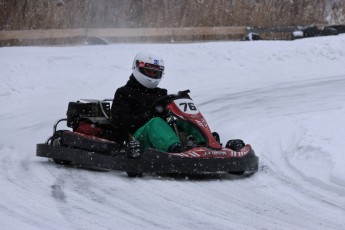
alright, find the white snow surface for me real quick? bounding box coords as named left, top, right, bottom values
left=1, top=35, right=345, bottom=230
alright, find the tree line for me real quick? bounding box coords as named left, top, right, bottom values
left=1, top=0, right=344, bottom=31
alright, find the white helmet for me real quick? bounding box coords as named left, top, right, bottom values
left=132, top=51, right=165, bottom=88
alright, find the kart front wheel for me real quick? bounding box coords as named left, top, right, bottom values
left=228, top=171, right=245, bottom=175
left=226, top=139, right=245, bottom=151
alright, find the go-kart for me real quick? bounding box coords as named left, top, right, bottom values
left=36, top=90, right=259, bottom=177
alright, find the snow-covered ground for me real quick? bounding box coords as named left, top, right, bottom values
left=1, top=35, right=345, bottom=230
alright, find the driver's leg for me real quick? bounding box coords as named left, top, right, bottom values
left=133, top=117, right=181, bottom=152
left=176, top=120, right=205, bottom=145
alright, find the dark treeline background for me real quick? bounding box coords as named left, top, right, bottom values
left=1, top=0, right=344, bottom=30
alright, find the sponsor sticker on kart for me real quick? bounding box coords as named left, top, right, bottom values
left=170, top=146, right=251, bottom=158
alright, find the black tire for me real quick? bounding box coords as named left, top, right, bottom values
left=302, top=26, right=321, bottom=38
left=53, top=159, right=72, bottom=165
left=125, top=141, right=143, bottom=177
left=226, top=139, right=245, bottom=152
left=126, top=172, right=143, bottom=177
left=51, top=132, right=72, bottom=165
left=228, top=171, right=245, bottom=175
left=321, top=27, right=339, bottom=36
left=245, top=33, right=262, bottom=41
left=325, top=25, right=345, bottom=34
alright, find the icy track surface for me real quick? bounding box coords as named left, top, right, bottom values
left=1, top=35, right=345, bottom=230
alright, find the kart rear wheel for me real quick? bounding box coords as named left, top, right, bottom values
left=126, top=172, right=143, bottom=177
left=51, top=133, right=71, bottom=165
left=53, top=159, right=72, bottom=165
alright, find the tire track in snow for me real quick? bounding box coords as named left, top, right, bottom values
left=200, top=74, right=345, bottom=119
left=196, top=74, right=345, bottom=229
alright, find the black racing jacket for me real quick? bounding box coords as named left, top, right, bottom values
left=111, top=75, right=167, bottom=142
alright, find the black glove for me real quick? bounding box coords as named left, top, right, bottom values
left=153, top=105, right=170, bottom=118
left=126, top=140, right=143, bottom=159
left=143, top=105, right=170, bottom=120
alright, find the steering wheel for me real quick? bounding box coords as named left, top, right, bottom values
left=149, top=94, right=176, bottom=117
left=149, top=90, right=191, bottom=117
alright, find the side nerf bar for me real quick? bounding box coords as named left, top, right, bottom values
left=36, top=144, right=259, bottom=173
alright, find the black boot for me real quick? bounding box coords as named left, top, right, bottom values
left=212, top=132, right=222, bottom=145
left=185, top=135, right=197, bottom=150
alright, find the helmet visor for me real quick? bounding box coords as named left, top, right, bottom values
left=137, top=61, right=164, bottom=79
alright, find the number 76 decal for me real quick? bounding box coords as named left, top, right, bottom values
left=174, top=99, right=200, bottom=114
left=179, top=102, right=197, bottom=112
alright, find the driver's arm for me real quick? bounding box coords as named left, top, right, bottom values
left=111, top=88, right=152, bottom=134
